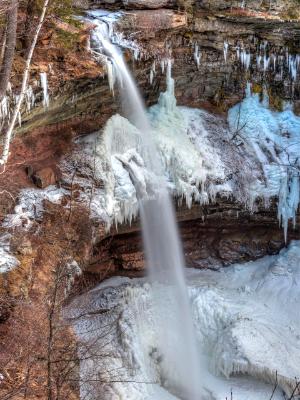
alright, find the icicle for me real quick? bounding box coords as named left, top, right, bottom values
left=106, top=59, right=116, bottom=94
left=241, top=49, right=251, bottom=70
left=245, top=81, right=252, bottom=98
left=194, top=44, right=201, bottom=69
left=161, top=60, right=165, bottom=74
left=25, top=86, right=35, bottom=113
left=150, top=61, right=156, bottom=85
left=18, top=112, right=21, bottom=127
left=152, top=61, right=156, bottom=74
left=256, top=54, right=262, bottom=69
left=288, top=55, right=299, bottom=81
left=150, top=70, right=154, bottom=85
left=133, top=48, right=139, bottom=61
left=236, top=45, right=240, bottom=60
left=263, top=55, right=270, bottom=72
left=40, top=72, right=49, bottom=108
left=223, top=41, right=229, bottom=63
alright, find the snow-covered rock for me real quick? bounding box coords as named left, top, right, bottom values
left=228, top=84, right=300, bottom=240
left=0, top=234, right=19, bottom=274
left=67, top=241, right=300, bottom=400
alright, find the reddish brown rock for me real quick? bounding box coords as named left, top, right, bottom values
left=121, top=251, right=144, bottom=270
left=32, top=167, right=57, bottom=188
left=118, top=10, right=187, bottom=34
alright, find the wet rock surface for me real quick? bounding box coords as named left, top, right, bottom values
left=87, top=198, right=300, bottom=278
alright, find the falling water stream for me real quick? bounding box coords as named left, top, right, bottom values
left=88, top=11, right=203, bottom=399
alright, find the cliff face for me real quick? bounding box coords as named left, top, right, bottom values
left=18, top=0, right=300, bottom=141
left=2, top=0, right=300, bottom=278
left=1, top=0, right=299, bottom=280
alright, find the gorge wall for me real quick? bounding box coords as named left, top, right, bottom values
left=1, top=0, right=300, bottom=283
left=0, top=2, right=300, bottom=397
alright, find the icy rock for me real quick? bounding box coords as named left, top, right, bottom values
left=3, top=186, right=67, bottom=229
left=0, top=234, right=20, bottom=274
left=228, top=89, right=300, bottom=238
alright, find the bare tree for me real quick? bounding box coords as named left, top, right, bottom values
left=0, top=0, right=18, bottom=101
left=0, top=0, right=50, bottom=167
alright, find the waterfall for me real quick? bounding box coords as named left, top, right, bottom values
left=88, top=11, right=203, bottom=399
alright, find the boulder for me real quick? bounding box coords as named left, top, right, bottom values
left=32, top=167, right=57, bottom=189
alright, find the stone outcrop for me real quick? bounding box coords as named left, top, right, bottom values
left=122, top=0, right=176, bottom=9
left=87, top=198, right=299, bottom=278
left=16, top=5, right=299, bottom=143
left=118, top=9, right=187, bottom=33
left=196, top=0, right=299, bottom=13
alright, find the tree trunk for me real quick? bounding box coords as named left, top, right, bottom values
left=22, top=0, right=35, bottom=55
left=0, top=0, right=18, bottom=101
left=0, top=0, right=50, bottom=166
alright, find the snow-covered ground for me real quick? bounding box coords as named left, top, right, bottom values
left=67, top=241, right=300, bottom=400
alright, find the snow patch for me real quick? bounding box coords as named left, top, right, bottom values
left=3, top=186, right=67, bottom=230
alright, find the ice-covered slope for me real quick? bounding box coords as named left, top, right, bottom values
left=228, top=85, right=300, bottom=240
left=67, top=241, right=300, bottom=400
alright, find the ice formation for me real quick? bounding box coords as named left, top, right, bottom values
left=228, top=84, right=300, bottom=240
left=223, top=41, right=228, bottom=63
left=40, top=72, right=49, bottom=108
left=0, top=84, right=36, bottom=129
left=67, top=241, right=300, bottom=400
left=0, top=234, right=20, bottom=274
left=235, top=38, right=300, bottom=81
left=149, top=62, right=156, bottom=85
left=72, top=63, right=231, bottom=229
left=240, top=49, right=251, bottom=70
left=194, top=43, right=201, bottom=69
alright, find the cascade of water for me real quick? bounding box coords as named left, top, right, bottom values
left=88, top=11, right=203, bottom=399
